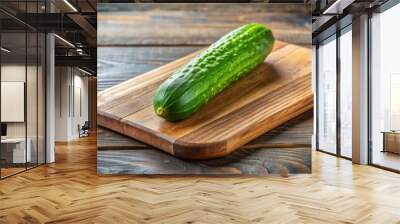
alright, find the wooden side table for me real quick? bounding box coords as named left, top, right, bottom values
left=382, top=131, right=400, bottom=154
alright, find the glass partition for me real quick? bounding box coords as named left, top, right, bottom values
left=0, top=3, right=46, bottom=179
left=1, top=30, right=27, bottom=177
left=28, top=0, right=38, bottom=170
left=27, top=30, right=38, bottom=169
left=38, top=32, right=45, bottom=165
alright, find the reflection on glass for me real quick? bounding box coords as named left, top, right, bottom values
left=27, top=31, right=38, bottom=169
left=371, top=4, right=400, bottom=171
left=318, top=37, right=337, bottom=154
left=340, top=28, right=352, bottom=158
left=38, top=33, right=46, bottom=165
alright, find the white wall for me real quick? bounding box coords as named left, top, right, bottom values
left=54, top=67, right=89, bottom=141
left=72, top=73, right=89, bottom=138
left=55, top=67, right=70, bottom=141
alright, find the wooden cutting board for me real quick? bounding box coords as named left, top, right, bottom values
left=98, top=41, right=313, bottom=160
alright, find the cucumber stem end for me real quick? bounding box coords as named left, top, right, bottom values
left=156, top=107, right=165, bottom=117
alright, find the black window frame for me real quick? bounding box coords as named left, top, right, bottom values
left=314, top=19, right=352, bottom=161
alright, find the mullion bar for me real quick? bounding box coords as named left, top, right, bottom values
left=71, top=67, right=74, bottom=118
left=0, top=20, right=2, bottom=179
left=44, top=0, right=47, bottom=164
left=367, top=11, right=373, bottom=165
left=36, top=0, right=39, bottom=168
left=25, top=0, right=28, bottom=172
left=315, top=44, right=319, bottom=151
left=336, top=24, right=341, bottom=157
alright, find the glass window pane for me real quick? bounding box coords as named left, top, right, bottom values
left=1, top=31, right=27, bottom=177
left=317, top=36, right=337, bottom=154
left=38, top=33, right=45, bottom=165
left=0, top=1, right=46, bottom=179
left=371, top=4, right=400, bottom=171
left=26, top=0, right=38, bottom=169
left=27, top=30, right=38, bottom=169
left=339, top=28, right=352, bottom=158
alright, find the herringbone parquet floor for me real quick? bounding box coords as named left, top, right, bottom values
left=1, top=135, right=400, bottom=224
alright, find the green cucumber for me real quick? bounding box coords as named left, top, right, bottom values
left=153, top=23, right=275, bottom=121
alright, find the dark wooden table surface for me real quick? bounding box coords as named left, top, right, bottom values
left=97, top=3, right=311, bottom=91
left=97, top=3, right=312, bottom=175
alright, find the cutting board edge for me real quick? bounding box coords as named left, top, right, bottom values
left=98, top=110, right=125, bottom=135
left=98, top=92, right=314, bottom=160
left=224, top=93, right=314, bottom=155
left=171, top=92, right=314, bottom=160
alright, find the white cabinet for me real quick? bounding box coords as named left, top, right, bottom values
left=1, top=138, right=32, bottom=163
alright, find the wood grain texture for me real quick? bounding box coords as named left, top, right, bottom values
left=98, top=110, right=313, bottom=175
left=2, top=136, right=400, bottom=223
left=97, top=46, right=201, bottom=91
left=98, top=41, right=313, bottom=159
left=97, top=3, right=311, bottom=46
left=97, top=4, right=311, bottom=93
left=98, top=148, right=311, bottom=175
left=98, top=110, right=313, bottom=150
